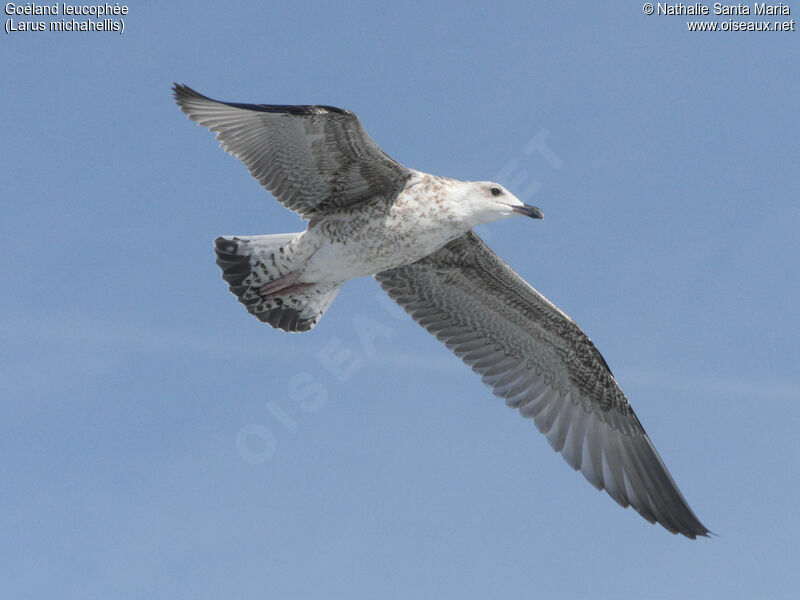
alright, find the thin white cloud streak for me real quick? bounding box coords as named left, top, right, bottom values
left=6, top=315, right=795, bottom=402
left=617, top=367, right=800, bottom=402
left=0, top=313, right=461, bottom=374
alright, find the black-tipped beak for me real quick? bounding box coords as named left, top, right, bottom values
left=512, top=204, right=544, bottom=219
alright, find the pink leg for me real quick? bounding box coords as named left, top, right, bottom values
left=259, top=270, right=313, bottom=298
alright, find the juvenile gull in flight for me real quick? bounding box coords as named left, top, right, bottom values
left=173, top=84, right=709, bottom=539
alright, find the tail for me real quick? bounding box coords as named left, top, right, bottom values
left=214, top=234, right=341, bottom=332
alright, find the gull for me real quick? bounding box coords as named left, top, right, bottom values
left=173, top=84, right=709, bottom=538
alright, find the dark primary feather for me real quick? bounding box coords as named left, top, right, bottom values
left=376, top=231, right=709, bottom=539
left=172, top=84, right=411, bottom=219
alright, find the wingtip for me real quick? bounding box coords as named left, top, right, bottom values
left=675, top=526, right=713, bottom=540
left=171, top=81, right=188, bottom=99
left=172, top=82, right=212, bottom=108
left=689, top=520, right=714, bottom=539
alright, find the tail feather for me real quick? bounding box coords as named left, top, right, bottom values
left=214, top=234, right=341, bottom=332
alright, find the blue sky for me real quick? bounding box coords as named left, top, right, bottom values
left=2, top=1, right=799, bottom=598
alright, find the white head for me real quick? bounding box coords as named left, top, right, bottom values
left=451, top=181, right=544, bottom=228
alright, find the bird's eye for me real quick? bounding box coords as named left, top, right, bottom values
left=490, top=187, right=502, bottom=197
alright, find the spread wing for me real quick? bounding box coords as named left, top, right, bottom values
left=375, top=231, right=709, bottom=538
left=173, top=84, right=411, bottom=219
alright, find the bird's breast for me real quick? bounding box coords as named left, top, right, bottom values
left=299, top=191, right=468, bottom=282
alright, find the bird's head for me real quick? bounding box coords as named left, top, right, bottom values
left=455, top=182, right=544, bottom=227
